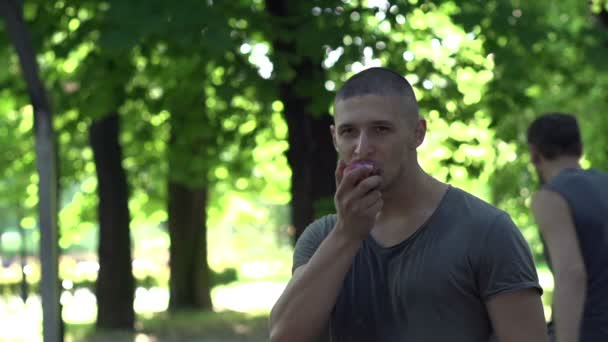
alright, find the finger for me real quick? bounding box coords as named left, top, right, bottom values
left=357, top=190, right=382, bottom=210
left=335, top=159, right=347, bottom=187
left=350, top=175, right=382, bottom=199
left=355, top=196, right=383, bottom=219
left=339, top=164, right=374, bottom=191
left=363, top=197, right=383, bottom=216
left=369, top=198, right=383, bottom=216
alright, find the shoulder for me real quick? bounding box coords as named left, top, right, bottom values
left=303, top=214, right=337, bottom=238
left=294, top=214, right=337, bottom=250
left=531, top=189, right=568, bottom=214
left=546, top=168, right=593, bottom=190
left=443, top=187, right=525, bottom=248
left=444, top=186, right=508, bottom=226
left=531, top=190, right=573, bottom=238
left=292, top=214, right=337, bottom=272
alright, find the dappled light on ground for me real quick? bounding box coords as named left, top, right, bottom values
left=0, top=281, right=285, bottom=341
left=134, top=334, right=158, bottom=342
left=0, top=296, right=42, bottom=342
left=213, top=281, right=286, bottom=313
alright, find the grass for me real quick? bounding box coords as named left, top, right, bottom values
left=0, top=280, right=285, bottom=341
left=67, top=310, right=269, bottom=342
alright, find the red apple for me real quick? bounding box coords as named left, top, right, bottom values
left=344, top=160, right=375, bottom=175
left=343, top=160, right=379, bottom=188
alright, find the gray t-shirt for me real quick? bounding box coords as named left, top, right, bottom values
left=293, top=186, right=542, bottom=342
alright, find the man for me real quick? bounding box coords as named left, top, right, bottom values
left=527, top=113, right=608, bottom=342
left=269, top=67, right=548, bottom=342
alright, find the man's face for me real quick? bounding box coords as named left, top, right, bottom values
left=331, top=94, right=425, bottom=191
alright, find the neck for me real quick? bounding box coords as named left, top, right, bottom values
left=542, top=157, right=581, bottom=183
left=379, top=163, right=442, bottom=217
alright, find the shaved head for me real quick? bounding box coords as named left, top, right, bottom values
left=335, top=67, right=419, bottom=122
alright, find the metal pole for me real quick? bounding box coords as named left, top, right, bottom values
left=0, top=1, right=62, bottom=340
left=35, top=112, right=60, bottom=342
left=18, top=213, right=29, bottom=303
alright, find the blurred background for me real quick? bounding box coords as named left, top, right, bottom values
left=1, top=0, right=607, bottom=341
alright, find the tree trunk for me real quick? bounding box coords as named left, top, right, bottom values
left=89, top=113, right=135, bottom=330
left=266, top=0, right=337, bottom=242
left=598, top=6, right=608, bottom=28
left=0, top=1, right=62, bottom=340
left=283, top=84, right=337, bottom=241
left=167, top=182, right=212, bottom=311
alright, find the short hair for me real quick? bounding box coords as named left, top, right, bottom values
left=335, top=67, right=419, bottom=117
left=527, top=112, right=582, bottom=160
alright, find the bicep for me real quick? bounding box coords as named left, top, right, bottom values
left=486, top=288, right=549, bottom=342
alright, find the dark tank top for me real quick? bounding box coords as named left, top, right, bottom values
left=543, top=168, right=608, bottom=341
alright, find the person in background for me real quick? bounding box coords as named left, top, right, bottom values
left=527, top=112, right=608, bottom=342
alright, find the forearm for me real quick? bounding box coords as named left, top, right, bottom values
left=554, top=273, right=586, bottom=342
left=269, top=226, right=362, bottom=342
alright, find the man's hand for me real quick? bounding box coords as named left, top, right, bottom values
left=334, top=159, right=383, bottom=241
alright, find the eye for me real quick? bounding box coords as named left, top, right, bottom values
left=339, top=127, right=356, bottom=136
left=375, top=126, right=390, bottom=134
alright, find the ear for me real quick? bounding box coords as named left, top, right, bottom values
left=529, top=145, right=541, bottom=164
left=330, top=124, right=338, bottom=151
left=415, top=118, right=427, bottom=148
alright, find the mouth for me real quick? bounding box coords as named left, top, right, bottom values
left=345, top=160, right=382, bottom=176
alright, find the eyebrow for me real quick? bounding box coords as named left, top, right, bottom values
left=369, top=120, right=394, bottom=126
left=337, top=120, right=394, bottom=130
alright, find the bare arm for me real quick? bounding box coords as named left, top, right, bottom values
left=532, top=190, right=587, bottom=342
left=269, top=227, right=362, bottom=342
left=486, top=288, right=549, bottom=342
left=269, top=161, right=383, bottom=342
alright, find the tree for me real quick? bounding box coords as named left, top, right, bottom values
left=90, top=113, right=135, bottom=329
left=446, top=0, right=608, bottom=263
left=264, top=1, right=349, bottom=242
left=264, top=0, right=499, bottom=242
left=98, top=0, right=275, bottom=311
left=24, top=0, right=139, bottom=329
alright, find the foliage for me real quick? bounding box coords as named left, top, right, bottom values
left=2, top=0, right=608, bottom=318
left=445, top=0, right=608, bottom=264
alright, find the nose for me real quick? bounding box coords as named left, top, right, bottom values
left=354, top=131, right=372, bottom=156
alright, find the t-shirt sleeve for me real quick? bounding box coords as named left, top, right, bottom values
left=477, top=212, right=543, bottom=300
left=292, top=215, right=335, bottom=273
